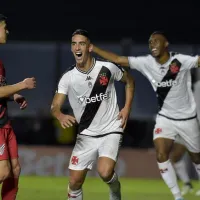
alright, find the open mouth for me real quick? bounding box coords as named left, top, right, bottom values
left=75, top=52, right=82, bottom=58
left=151, top=48, right=157, bottom=53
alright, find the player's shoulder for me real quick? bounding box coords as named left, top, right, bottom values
left=95, top=57, right=116, bottom=65
left=132, top=54, right=153, bottom=62
left=170, top=51, right=195, bottom=59
left=145, top=54, right=154, bottom=61
left=60, top=64, right=75, bottom=79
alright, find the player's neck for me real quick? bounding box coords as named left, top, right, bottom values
left=156, top=52, right=170, bottom=65
left=77, top=57, right=94, bottom=72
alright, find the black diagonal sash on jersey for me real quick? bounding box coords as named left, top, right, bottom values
left=156, top=58, right=182, bottom=110
left=79, top=66, right=111, bottom=133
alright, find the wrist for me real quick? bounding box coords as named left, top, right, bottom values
left=18, top=81, right=27, bottom=90
left=13, top=93, right=18, bottom=98
left=56, top=112, right=64, bottom=121
left=124, top=104, right=131, bottom=110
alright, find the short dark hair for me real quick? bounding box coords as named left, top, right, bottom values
left=0, top=14, right=7, bottom=23
left=72, top=29, right=90, bottom=40
left=151, top=31, right=168, bottom=41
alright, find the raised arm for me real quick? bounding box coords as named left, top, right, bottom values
left=92, top=45, right=129, bottom=67
left=0, top=77, right=36, bottom=98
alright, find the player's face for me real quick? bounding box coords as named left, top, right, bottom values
left=71, top=34, right=92, bottom=66
left=148, top=34, right=168, bottom=58
left=0, top=21, right=8, bottom=44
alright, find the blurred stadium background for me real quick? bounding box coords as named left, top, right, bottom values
left=1, top=2, right=200, bottom=199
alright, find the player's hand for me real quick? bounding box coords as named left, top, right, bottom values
left=118, top=107, right=130, bottom=130
left=14, top=94, right=27, bottom=110
left=58, top=113, right=76, bottom=129
left=23, top=77, right=36, bottom=89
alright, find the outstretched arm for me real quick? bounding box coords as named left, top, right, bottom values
left=118, top=71, right=135, bottom=129
left=92, top=45, right=129, bottom=67
left=0, top=77, right=36, bottom=98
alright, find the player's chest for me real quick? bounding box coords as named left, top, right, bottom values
left=70, top=71, right=111, bottom=94
left=147, top=60, right=182, bottom=82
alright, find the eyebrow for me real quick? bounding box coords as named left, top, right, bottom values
left=71, top=41, right=86, bottom=43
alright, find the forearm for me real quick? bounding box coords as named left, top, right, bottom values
left=7, top=96, right=14, bottom=101
left=7, top=94, right=21, bottom=102
left=124, top=80, right=135, bottom=110
left=0, top=82, right=26, bottom=98
left=51, top=104, right=63, bottom=120
left=93, top=45, right=119, bottom=63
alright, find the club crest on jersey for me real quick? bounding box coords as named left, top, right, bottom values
left=169, top=59, right=181, bottom=74
left=99, top=72, right=108, bottom=86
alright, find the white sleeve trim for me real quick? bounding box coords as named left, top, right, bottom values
left=57, top=90, right=67, bottom=95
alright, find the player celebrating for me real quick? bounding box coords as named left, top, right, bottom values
left=170, top=77, right=200, bottom=196
left=0, top=14, right=36, bottom=200
left=92, top=31, right=200, bottom=200
left=51, top=29, right=134, bottom=200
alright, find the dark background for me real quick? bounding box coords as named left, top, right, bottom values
left=1, top=1, right=200, bottom=44
left=0, top=2, right=199, bottom=148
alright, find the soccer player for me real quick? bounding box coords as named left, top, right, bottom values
left=0, top=14, right=36, bottom=200
left=92, top=31, right=200, bottom=200
left=51, top=29, right=134, bottom=200
left=171, top=78, right=200, bottom=196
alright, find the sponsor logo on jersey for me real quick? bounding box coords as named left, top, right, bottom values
left=78, top=92, right=111, bottom=105
left=152, top=79, right=177, bottom=87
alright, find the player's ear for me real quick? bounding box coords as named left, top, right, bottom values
left=165, top=41, right=169, bottom=48
left=89, top=43, right=93, bottom=53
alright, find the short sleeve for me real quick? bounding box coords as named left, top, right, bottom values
left=128, top=56, right=149, bottom=73
left=57, top=73, right=70, bottom=95
left=180, top=54, right=199, bottom=70
left=112, top=63, right=124, bottom=81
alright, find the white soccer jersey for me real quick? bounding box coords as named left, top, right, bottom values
left=128, top=52, right=199, bottom=120
left=57, top=58, right=124, bottom=136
